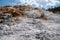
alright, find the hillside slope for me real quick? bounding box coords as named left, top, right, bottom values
left=0, top=6, right=60, bottom=40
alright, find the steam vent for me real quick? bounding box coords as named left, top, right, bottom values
left=0, top=5, right=60, bottom=40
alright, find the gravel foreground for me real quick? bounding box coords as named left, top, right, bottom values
left=0, top=7, right=60, bottom=40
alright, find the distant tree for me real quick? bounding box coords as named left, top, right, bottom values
left=47, top=6, right=60, bottom=13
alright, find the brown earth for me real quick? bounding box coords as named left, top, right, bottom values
left=0, top=5, right=47, bottom=22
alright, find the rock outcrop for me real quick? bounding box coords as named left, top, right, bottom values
left=0, top=5, right=60, bottom=40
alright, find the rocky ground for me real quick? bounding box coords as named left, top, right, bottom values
left=0, top=6, right=60, bottom=40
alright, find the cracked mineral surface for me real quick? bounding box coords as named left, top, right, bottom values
left=0, top=6, right=60, bottom=40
